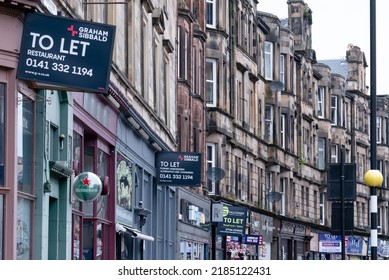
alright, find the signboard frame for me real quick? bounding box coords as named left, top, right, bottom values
left=17, top=12, right=115, bottom=94
left=156, top=152, right=202, bottom=186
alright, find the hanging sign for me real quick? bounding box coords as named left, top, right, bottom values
left=73, top=172, right=102, bottom=202
left=17, top=12, right=115, bottom=93
left=156, top=152, right=202, bottom=186
left=217, top=206, right=247, bottom=237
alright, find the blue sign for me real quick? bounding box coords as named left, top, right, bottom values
left=319, top=233, right=342, bottom=253
left=156, top=152, right=202, bottom=186
left=17, top=12, right=115, bottom=93
left=346, top=236, right=364, bottom=255
left=242, top=234, right=261, bottom=245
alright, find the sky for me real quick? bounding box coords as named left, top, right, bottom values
left=257, top=0, right=388, bottom=94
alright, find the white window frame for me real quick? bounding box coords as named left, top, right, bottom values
left=377, top=116, right=382, bottom=144
left=319, top=193, right=325, bottom=225
left=265, top=105, right=273, bottom=142
left=264, top=41, right=273, bottom=80
left=280, top=178, right=286, bottom=216
left=265, top=172, right=273, bottom=210
left=206, top=143, right=216, bottom=195
left=331, top=96, right=338, bottom=125
left=331, top=144, right=338, bottom=163
left=206, top=58, right=217, bottom=107
left=317, top=137, right=326, bottom=169
left=317, top=87, right=324, bottom=118
left=280, top=54, right=285, bottom=89
left=206, top=0, right=216, bottom=28
left=280, top=114, right=286, bottom=149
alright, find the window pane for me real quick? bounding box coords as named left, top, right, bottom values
left=0, top=195, right=3, bottom=259
left=73, top=215, right=81, bottom=260
left=97, top=149, right=109, bottom=219
left=17, top=197, right=32, bottom=259
left=17, top=92, right=34, bottom=194
left=0, top=84, right=5, bottom=188
left=82, top=221, right=94, bottom=260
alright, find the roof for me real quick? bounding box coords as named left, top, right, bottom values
left=318, top=59, right=348, bottom=78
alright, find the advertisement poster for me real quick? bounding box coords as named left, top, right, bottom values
left=116, top=153, right=133, bottom=213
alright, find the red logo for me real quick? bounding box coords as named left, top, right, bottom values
left=67, top=25, right=78, bottom=37
left=81, top=177, right=91, bottom=186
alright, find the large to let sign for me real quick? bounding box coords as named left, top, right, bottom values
left=156, top=152, right=202, bottom=186
left=17, top=12, right=115, bottom=94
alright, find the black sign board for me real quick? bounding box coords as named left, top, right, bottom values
left=217, top=206, right=247, bottom=237
left=327, top=163, right=356, bottom=201
left=156, top=152, right=202, bottom=186
left=331, top=201, right=354, bottom=234
left=17, top=12, right=115, bottom=93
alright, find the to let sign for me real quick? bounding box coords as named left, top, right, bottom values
left=17, top=12, right=115, bottom=93
left=156, top=152, right=202, bottom=186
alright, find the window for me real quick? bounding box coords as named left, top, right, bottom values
left=265, top=105, right=273, bottom=142
left=265, top=172, right=273, bottom=210
left=264, top=41, right=273, bottom=80
left=378, top=207, right=382, bottom=234
left=320, top=193, right=325, bottom=225
left=206, top=58, right=217, bottom=107
left=17, top=92, right=34, bottom=194
left=331, top=96, right=338, bottom=125
left=206, top=0, right=216, bottom=28
left=280, top=178, right=286, bottom=216
left=206, top=143, right=216, bottom=194
left=280, top=114, right=286, bottom=148
left=317, top=138, right=326, bottom=170
left=280, top=54, right=285, bottom=90
left=317, top=87, right=324, bottom=118
left=331, top=144, right=338, bottom=163
left=0, top=83, right=4, bottom=188
left=377, top=116, right=382, bottom=144
left=0, top=195, right=3, bottom=259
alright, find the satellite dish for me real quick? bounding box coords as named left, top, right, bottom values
left=269, top=81, right=284, bottom=92
left=206, top=167, right=226, bottom=182
left=266, top=191, right=282, bottom=203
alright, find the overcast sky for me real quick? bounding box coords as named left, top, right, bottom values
left=257, top=0, right=388, bottom=94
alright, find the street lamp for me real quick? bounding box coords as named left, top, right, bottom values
left=364, top=169, right=383, bottom=260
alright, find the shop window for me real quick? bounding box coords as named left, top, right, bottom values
left=72, top=125, right=113, bottom=260
left=0, top=83, right=4, bottom=187
left=16, top=197, right=32, bottom=259
left=17, top=92, right=34, bottom=194
left=0, top=195, right=3, bottom=259
left=180, top=239, right=205, bottom=260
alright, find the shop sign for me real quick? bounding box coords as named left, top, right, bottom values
left=217, top=206, right=247, bottom=237
left=319, top=233, right=342, bottom=254
left=346, top=236, right=364, bottom=255
left=242, top=234, right=261, bottom=245
left=17, top=12, right=115, bottom=93
left=156, top=152, right=202, bottom=186
left=73, top=172, right=102, bottom=202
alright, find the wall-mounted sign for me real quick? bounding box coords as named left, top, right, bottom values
left=17, top=12, right=115, bottom=93
left=73, top=172, right=102, bottom=202
left=217, top=205, right=247, bottom=237
left=156, top=152, right=202, bottom=186
left=242, top=234, right=261, bottom=245
left=319, top=233, right=342, bottom=254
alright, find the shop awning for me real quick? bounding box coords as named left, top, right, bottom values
left=115, top=223, right=154, bottom=242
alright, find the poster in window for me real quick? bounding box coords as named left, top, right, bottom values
left=116, top=152, right=133, bottom=211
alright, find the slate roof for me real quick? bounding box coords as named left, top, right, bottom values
left=318, top=59, right=348, bottom=78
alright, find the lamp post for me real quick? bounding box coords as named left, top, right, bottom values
left=364, top=169, right=383, bottom=260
